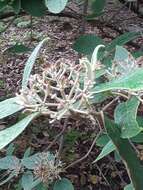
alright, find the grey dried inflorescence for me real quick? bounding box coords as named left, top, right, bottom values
left=16, top=45, right=104, bottom=122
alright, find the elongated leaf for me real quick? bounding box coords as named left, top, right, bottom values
left=21, top=172, right=33, bottom=190
left=0, top=113, right=38, bottom=150
left=91, top=68, right=143, bottom=94
left=105, top=117, right=143, bottom=190
left=114, top=96, right=142, bottom=138
left=0, top=97, right=23, bottom=119
left=106, top=32, right=141, bottom=52
left=45, top=0, right=68, bottom=13
left=93, top=140, right=116, bottom=162
left=22, top=38, right=48, bottom=89
left=53, top=178, right=74, bottom=190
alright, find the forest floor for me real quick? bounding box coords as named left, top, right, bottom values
left=0, top=0, right=143, bottom=189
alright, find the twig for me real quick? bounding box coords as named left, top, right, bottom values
left=102, top=97, right=119, bottom=112
left=57, top=135, right=64, bottom=158
left=64, top=130, right=102, bottom=170
left=46, top=119, right=68, bottom=151
left=94, top=163, right=113, bottom=190
left=108, top=156, right=126, bottom=186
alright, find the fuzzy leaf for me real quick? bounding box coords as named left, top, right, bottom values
left=0, top=113, right=38, bottom=150
left=21, top=172, right=33, bottom=190
left=22, top=38, right=48, bottom=89
left=0, top=156, right=20, bottom=170
left=45, top=0, right=68, bottom=13
left=22, top=152, right=54, bottom=169
left=93, top=140, right=116, bottom=162
left=0, top=97, right=23, bottom=119
left=124, top=184, right=134, bottom=190
left=114, top=96, right=142, bottom=138
left=92, top=68, right=143, bottom=94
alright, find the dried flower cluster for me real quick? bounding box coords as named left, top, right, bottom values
left=33, top=152, right=62, bottom=183
left=16, top=52, right=102, bottom=122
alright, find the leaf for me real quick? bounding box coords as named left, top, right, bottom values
left=106, top=32, right=141, bottom=52
left=0, top=97, right=23, bottom=119
left=6, top=143, right=15, bottom=155
left=6, top=44, right=31, bottom=54
left=91, top=68, right=143, bottom=94
left=21, top=0, right=46, bottom=17
left=96, top=134, right=110, bottom=147
left=45, top=0, right=68, bottom=13
left=0, top=0, right=8, bottom=10
left=93, top=140, right=116, bottom=162
left=21, top=172, right=33, bottom=190
left=124, top=184, right=134, bottom=190
left=22, top=38, right=48, bottom=89
left=22, top=152, right=54, bottom=169
left=104, top=117, right=143, bottom=190
left=131, top=132, right=143, bottom=143
left=11, top=0, right=21, bottom=14
left=0, top=156, right=20, bottom=170
left=73, top=34, right=105, bottom=55
left=114, top=96, right=142, bottom=138
left=91, top=0, right=106, bottom=13
left=0, top=113, right=38, bottom=150
left=53, top=178, right=74, bottom=190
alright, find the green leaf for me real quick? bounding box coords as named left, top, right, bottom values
left=6, top=143, right=15, bottom=155
left=21, top=172, right=33, bottom=190
left=93, top=140, right=116, bottom=162
left=106, top=32, right=141, bottom=52
left=91, top=68, right=143, bottom=94
left=131, top=132, right=143, bottom=143
left=0, top=156, right=20, bottom=170
left=96, top=134, right=110, bottom=147
left=73, top=34, right=105, bottom=55
left=21, top=0, right=46, bottom=17
left=45, top=0, right=68, bottom=13
left=0, top=0, right=8, bottom=10
left=114, top=96, right=142, bottom=138
left=53, top=178, right=74, bottom=190
left=124, top=184, right=134, bottom=190
left=91, top=0, right=106, bottom=13
left=105, top=117, right=143, bottom=190
left=11, top=0, right=21, bottom=14
left=0, top=113, right=38, bottom=150
left=6, top=43, right=31, bottom=54
left=22, top=152, right=54, bottom=169
left=0, top=97, right=23, bottom=119
left=22, top=38, right=48, bottom=89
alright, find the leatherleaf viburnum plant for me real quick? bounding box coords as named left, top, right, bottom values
left=1, top=38, right=143, bottom=190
